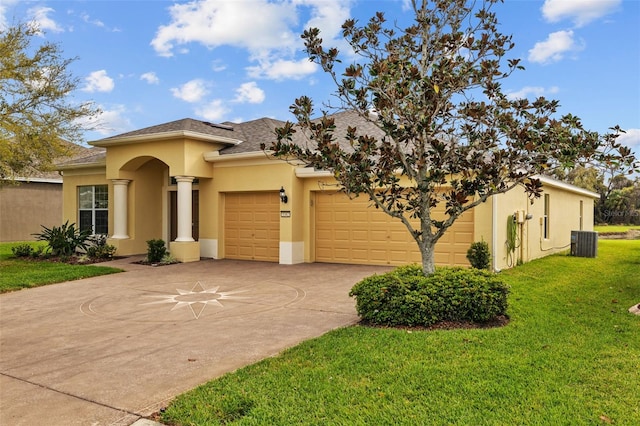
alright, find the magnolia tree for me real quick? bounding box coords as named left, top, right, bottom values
left=263, top=0, right=637, bottom=275
left=0, top=23, right=99, bottom=182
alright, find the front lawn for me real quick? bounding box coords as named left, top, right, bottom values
left=0, top=241, right=122, bottom=293
left=162, top=240, right=640, bottom=425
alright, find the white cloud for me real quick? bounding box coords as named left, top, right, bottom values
left=528, top=30, right=583, bottom=64
left=82, top=70, right=115, bottom=93
left=211, top=60, right=227, bottom=72
left=171, top=79, right=209, bottom=103
left=28, top=6, right=64, bottom=34
left=195, top=99, right=229, bottom=122
left=542, top=0, right=621, bottom=27
left=247, top=58, right=317, bottom=81
left=617, top=128, right=640, bottom=148
left=0, top=0, right=19, bottom=30
left=506, top=86, right=560, bottom=100
left=151, top=0, right=351, bottom=81
left=151, top=0, right=299, bottom=57
left=80, top=12, right=105, bottom=28
left=79, top=104, right=133, bottom=136
left=298, top=0, right=352, bottom=41
left=233, top=82, right=265, bottom=104
left=140, top=72, right=160, bottom=85
left=78, top=12, right=120, bottom=32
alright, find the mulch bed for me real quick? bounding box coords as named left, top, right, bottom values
left=16, top=256, right=125, bottom=265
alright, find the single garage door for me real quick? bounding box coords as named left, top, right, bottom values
left=225, top=192, right=280, bottom=262
left=315, top=192, right=473, bottom=266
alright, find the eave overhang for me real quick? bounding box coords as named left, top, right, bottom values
left=91, top=130, right=243, bottom=148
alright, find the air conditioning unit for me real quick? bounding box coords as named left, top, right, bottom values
left=570, top=231, right=598, bottom=258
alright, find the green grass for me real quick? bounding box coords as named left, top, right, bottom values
left=0, top=241, right=122, bottom=293
left=595, top=224, right=640, bottom=233
left=162, top=240, right=640, bottom=426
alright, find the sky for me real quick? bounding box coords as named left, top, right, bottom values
left=1, top=0, right=639, bottom=158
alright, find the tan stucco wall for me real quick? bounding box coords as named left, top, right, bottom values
left=105, top=139, right=218, bottom=179
left=62, top=160, right=168, bottom=256
left=123, top=158, right=167, bottom=254
left=0, top=182, right=63, bottom=242
left=477, top=184, right=596, bottom=271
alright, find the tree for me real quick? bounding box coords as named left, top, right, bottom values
left=554, top=154, right=638, bottom=223
left=0, top=22, right=99, bottom=182
left=263, top=0, right=637, bottom=275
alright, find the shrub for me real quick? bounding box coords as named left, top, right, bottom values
left=11, top=243, right=34, bottom=257
left=349, top=265, right=509, bottom=327
left=467, top=240, right=491, bottom=270
left=86, top=235, right=117, bottom=260
left=146, top=239, right=167, bottom=263
left=33, top=221, right=92, bottom=257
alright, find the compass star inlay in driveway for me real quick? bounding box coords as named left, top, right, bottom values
left=142, top=281, right=248, bottom=319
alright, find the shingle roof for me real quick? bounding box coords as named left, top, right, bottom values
left=59, top=111, right=386, bottom=169
left=56, top=147, right=106, bottom=168
left=96, top=118, right=238, bottom=142
left=218, top=117, right=286, bottom=154
left=221, top=110, right=384, bottom=155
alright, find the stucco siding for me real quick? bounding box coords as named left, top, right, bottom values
left=484, top=183, right=596, bottom=271
left=0, top=182, right=63, bottom=242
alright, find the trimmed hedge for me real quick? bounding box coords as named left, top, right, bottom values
left=349, top=265, right=509, bottom=327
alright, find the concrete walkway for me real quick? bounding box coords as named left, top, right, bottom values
left=0, top=257, right=389, bottom=425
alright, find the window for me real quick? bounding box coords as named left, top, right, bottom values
left=543, top=194, right=550, bottom=239
left=579, top=200, right=584, bottom=231
left=79, top=185, right=108, bottom=234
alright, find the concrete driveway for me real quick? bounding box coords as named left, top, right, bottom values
left=0, top=258, right=389, bottom=425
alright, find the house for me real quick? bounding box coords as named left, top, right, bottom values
left=0, top=144, right=100, bottom=242
left=57, top=111, right=598, bottom=270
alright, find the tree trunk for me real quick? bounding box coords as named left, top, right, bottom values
left=419, top=238, right=436, bottom=275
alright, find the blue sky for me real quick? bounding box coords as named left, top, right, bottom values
left=1, top=0, right=639, bottom=157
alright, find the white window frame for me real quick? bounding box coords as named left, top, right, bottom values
left=543, top=194, right=550, bottom=239
left=78, top=185, right=108, bottom=235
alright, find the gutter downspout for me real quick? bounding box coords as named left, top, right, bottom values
left=492, top=194, right=500, bottom=272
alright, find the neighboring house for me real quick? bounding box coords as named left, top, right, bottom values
left=0, top=144, right=101, bottom=242
left=0, top=176, right=63, bottom=242
left=57, top=112, right=598, bottom=269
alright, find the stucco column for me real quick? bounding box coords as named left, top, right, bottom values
left=174, top=176, right=195, bottom=242
left=111, top=179, right=130, bottom=239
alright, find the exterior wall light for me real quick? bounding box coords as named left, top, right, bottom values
left=279, top=187, right=288, bottom=204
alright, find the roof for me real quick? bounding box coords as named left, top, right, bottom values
left=91, top=118, right=242, bottom=147
left=56, top=147, right=106, bottom=169
left=71, top=112, right=380, bottom=166
left=57, top=113, right=600, bottom=199
left=218, top=117, right=286, bottom=154
left=219, top=110, right=384, bottom=155
left=10, top=141, right=98, bottom=178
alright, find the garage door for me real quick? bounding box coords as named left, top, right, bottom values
left=225, top=192, right=280, bottom=262
left=315, top=192, right=473, bottom=266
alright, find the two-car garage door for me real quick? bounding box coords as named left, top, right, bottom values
left=315, top=192, right=473, bottom=266
left=223, top=191, right=474, bottom=266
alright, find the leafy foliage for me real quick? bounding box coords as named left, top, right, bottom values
left=33, top=221, right=92, bottom=257
left=85, top=235, right=117, bottom=260
left=554, top=166, right=640, bottom=224
left=349, top=265, right=509, bottom=326
left=263, top=0, right=637, bottom=275
left=466, top=240, right=491, bottom=269
left=146, top=239, right=167, bottom=263
left=10, top=243, right=34, bottom=257
left=0, top=22, right=99, bottom=182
